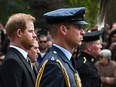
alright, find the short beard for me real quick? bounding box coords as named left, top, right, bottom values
left=21, top=37, right=33, bottom=50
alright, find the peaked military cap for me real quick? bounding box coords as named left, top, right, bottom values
left=44, top=7, right=88, bottom=24
left=83, top=30, right=103, bottom=42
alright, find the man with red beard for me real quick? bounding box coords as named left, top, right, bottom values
left=0, top=13, right=37, bottom=87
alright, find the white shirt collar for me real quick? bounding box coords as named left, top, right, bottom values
left=10, top=45, right=28, bottom=61
left=53, top=44, right=72, bottom=60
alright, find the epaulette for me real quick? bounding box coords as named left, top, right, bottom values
left=47, top=50, right=58, bottom=60
left=36, top=50, right=82, bottom=87
left=91, top=58, right=94, bottom=62
left=83, top=57, right=87, bottom=64
left=36, top=50, right=71, bottom=87
left=50, top=57, right=55, bottom=61
left=83, top=56, right=95, bottom=63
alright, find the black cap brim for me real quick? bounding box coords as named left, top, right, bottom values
left=83, top=31, right=103, bottom=42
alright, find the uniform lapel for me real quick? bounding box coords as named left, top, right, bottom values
left=51, top=46, right=76, bottom=72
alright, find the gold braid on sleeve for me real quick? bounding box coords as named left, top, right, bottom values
left=56, top=59, right=71, bottom=87
left=74, top=73, right=82, bottom=87
left=35, top=59, right=48, bottom=87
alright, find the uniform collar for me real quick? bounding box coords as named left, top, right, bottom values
left=81, top=51, right=95, bottom=63
left=53, top=44, right=72, bottom=60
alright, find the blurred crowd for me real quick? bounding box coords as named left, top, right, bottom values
left=0, top=21, right=53, bottom=65
left=0, top=9, right=116, bottom=87
left=0, top=21, right=116, bottom=65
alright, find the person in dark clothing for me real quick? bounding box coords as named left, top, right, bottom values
left=105, top=29, right=116, bottom=61
left=105, top=29, right=116, bottom=49
left=75, top=30, right=103, bottom=87
left=0, top=13, right=37, bottom=87
left=37, top=34, right=50, bottom=66
left=0, top=37, right=10, bottom=55
left=27, top=39, right=40, bottom=77
left=36, top=7, right=88, bottom=87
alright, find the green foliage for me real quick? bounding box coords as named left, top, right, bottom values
left=0, top=0, right=101, bottom=29
left=0, top=0, right=31, bottom=25
left=63, top=0, right=100, bottom=28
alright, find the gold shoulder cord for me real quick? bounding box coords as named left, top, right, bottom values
left=35, top=59, right=81, bottom=87
left=35, top=59, right=71, bottom=87
left=56, top=59, right=71, bottom=87
left=74, top=73, right=82, bottom=87
left=36, top=59, right=48, bottom=87
left=56, top=59, right=82, bottom=87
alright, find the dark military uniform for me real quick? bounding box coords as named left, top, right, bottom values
left=36, top=7, right=88, bottom=87
left=75, top=30, right=103, bottom=87
left=36, top=46, right=81, bottom=87
left=75, top=51, right=101, bottom=87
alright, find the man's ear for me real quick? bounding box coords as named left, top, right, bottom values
left=86, top=44, right=92, bottom=51
left=17, top=29, right=22, bottom=37
left=59, top=25, right=67, bottom=35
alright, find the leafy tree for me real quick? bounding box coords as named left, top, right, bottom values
left=0, top=0, right=101, bottom=29
left=0, top=0, right=31, bottom=25
left=29, top=0, right=101, bottom=28
left=28, top=0, right=64, bottom=28
left=106, top=0, right=116, bottom=26
left=63, top=0, right=101, bottom=28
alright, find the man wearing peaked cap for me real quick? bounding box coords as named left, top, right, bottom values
left=36, top=7, right=88, bottom=87
left=75, top=30, right=103, bottom=87
left=44, top=7, right=88, bottom=25
left=83, top=30, right=103, bottom=42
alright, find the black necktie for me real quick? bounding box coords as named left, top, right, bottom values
left=71, top=57, right=76, bottom=69
left=33, top=65, right=38, bottom=77
left=28, top=60, right=31, bottom=67
left=28, top=61, right=37, bottom=77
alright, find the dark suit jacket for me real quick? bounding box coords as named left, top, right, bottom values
left=38, top=46, right=78, bottom=87
left=75, top=51, right=101, bottom=87
left=0, top=47, right=36, bottom=87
